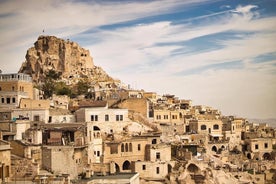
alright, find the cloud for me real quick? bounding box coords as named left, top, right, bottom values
left=0, top=1, right=275, bottom=119
left=0, top=0, right=212, bottom=73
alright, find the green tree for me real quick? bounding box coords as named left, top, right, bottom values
left=45, top=69, right=61, bottom=80
left=42, top=70, right=62, bottom=98
left=55, top=82, right=72, bottom=96
left=42, top=78, right=55, bottom=98
left=76, top=80, right=90, bottom=95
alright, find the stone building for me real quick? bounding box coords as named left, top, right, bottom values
left=0, top=109, right=15, bottom=141
left=133, top=143, right=173, bottom=181
left=243, top=138, right=274, bottom=160
left=48, top=108, right=75, bottom=124
left=0, top=140, right=11, bottom=183
left=116, top=98, right=151, bottom=119
left=75, top=105, right=132, bottom=134
left=41, top=123, right=89, bottom=179
left=0, top=73, right=34, bottom=109
left=189, top=119, right=223, bottom=141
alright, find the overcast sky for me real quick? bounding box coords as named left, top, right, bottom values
left=0, top=0, right=275, bottom=119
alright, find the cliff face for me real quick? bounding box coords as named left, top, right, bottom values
left=19, top=35, right=113, bottom=85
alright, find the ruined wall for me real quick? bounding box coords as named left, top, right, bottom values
left=118, top=98, right=149, bottom=118
left=42, top=146, right=79, bottom=179
left=19, top=99, right=50, bottom=109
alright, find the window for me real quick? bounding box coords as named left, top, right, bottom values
left=142, top=165, right=146, bottom=170
left=34, top=115, right=40, bottom=121
left=48, top=116, right=52, bottom=123
left=201, top=125, right=206, bottom=130
left=5, top=166, right=9, bottom=177
left=264, top=143, right=268, bottom=148
left=116, top=115, right=123, bottom=121
left=91, top=115, right=98, bottom=121
left=105, top=114, right=109, bottom=121
left=1, top=98, right=4, bottom=103
left=97, top=151, right=100, bottom=156
left=138, top=144, right=141, bottom=151
left=129, top=143, right=133, bottom=152
left=156, top=167, right=160, bottom=174
left=156, top=115, right=161, bottom=120
left=255, top=144, right=259, bottom=150
left=121, top=144, right=124, bottom=152
left=213, top=124, right=219, bottom=130
left=152, top=139, right=157, bottom=144
left=0, top=87, right=1, bottom=91
left=164, top=115, right=168, bottom=119
left=12, top=86, right=15, bottom=91
left=12, top=97, right=16, bottom=103
left=156, top=152, right=160, bottom=160
left=125, top=143, right=128, bottom=152
left=6, top=97, right=10, bottom=104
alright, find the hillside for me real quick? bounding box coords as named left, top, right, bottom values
left=19, top=35, right=116, bottom=85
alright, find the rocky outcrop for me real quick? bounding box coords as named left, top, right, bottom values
left=19, top=35, right=114, bottom=85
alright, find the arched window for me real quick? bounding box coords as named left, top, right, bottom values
left=115, top=163, right=120, bottom=173
left=125, top=143, right=128, bottom=152
left=201, top=125, right=207, bottom=130
left=212, top=146, right=217, bottom=152
left=121, top=144, right=124, bottom=152
left=129, top=143, right=133, bottom=152
left=213, top=124, right=219, bottom=130
left=122, top=160, right=131, bottom=170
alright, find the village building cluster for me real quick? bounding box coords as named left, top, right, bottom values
left=0, top=73, right=276, bottom=184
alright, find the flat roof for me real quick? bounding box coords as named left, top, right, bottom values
left=80, top=172, right=139, bottom=183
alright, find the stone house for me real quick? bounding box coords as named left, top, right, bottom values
left=0, top=140, right=11, bottom=183
left=116, top=98, right=151, bottom=119
left=0, top=110, right=15, bottom=141
left=48, top=108, right=75, bottom=124
left=9, top=140, right=40, bottom=180
left=101, top=133, right=162, bottom=173
left=0, top=73, right=34, bottom=108
left=222, top=116, right=246, bottom=150
left=103, top=137, right=148, bottom=173
left=41, top=123, right=90, bottom=179
left=75, top=105, right=131, bottom=134
left=132, top=138, right=172, bottom=181
left=243, top=138, right=274, bottom=160
left=189, top=119, right=223, bottom=141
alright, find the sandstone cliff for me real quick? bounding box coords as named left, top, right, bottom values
left=19, top=35, right=114, bottom=85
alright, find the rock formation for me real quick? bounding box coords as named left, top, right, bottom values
left=19, top=35, right=114, bottom=85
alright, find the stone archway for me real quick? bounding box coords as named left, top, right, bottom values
left=93, top=126, right=100, bottom=131
left=115, top=163, right=120, bottom=173
left=187, top=163, right=200, bottom=173
left=263, top=153, right=271, bottom=160
left=122, top=160, right=131, bottom=170
left=211, top=145, right=217, bottom=152
left=247, top=153, right=252, bottom=159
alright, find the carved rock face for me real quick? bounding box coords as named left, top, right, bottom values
left=19, top=35, right=113, bottom=85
